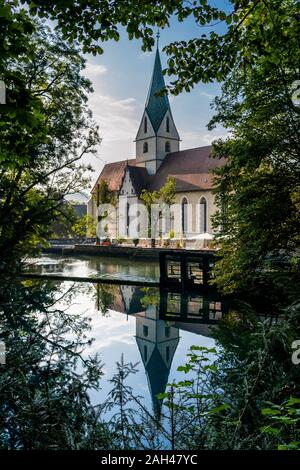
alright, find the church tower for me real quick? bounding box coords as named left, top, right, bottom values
left=135, top=304, right=179, bottom=417
left=135, top=45, right=180, bottom=175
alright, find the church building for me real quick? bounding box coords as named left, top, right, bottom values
left=87, top=46, right=225, bottom=246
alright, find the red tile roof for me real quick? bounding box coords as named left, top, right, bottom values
left=91, top=146, right=225, bottom=194
left=91, top=159, right=136, bottom=193
left=148, top=146, right=225, bottom=192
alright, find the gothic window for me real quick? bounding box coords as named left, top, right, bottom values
left=181, top=197, right=188, bottom=235
left=166, top=116, right=170, bottom=132
left=165, top=141, right=170, bottom=152
left=199, top=197, right=207, bottom=233
left=165, top=326, right=170, bottom=338
left=143, top=141, right=148, bottom=153
left=144, top=345, right=148, bottom=361
left=166, top=346, right=170, bottom=362
left=158, top=210, right=163, bottom=237
left=143, top=325, right=148, bottom=337
left=144, top=116, right=147, bottom=133
left=126, top=202, right=130, bottom=236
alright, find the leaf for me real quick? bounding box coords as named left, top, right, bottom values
left=177, top=364, right=193, bottom=373
left=261, top=408, right=281, bottom=416
left=208, top=403, right=230, bottom=414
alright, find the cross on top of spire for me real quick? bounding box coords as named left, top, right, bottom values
left=156, top=30, right=160, bottom=47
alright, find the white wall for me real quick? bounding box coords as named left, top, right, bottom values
left=135, top=109, right=180, bottom=174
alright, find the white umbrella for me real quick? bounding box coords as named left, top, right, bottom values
left=186, top=232, right=214, bottom=241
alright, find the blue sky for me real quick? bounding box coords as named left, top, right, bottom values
left=83, top=1, right=232, bottom=187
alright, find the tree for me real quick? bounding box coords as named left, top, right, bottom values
left=6, top=1, right=296, bottom=93
left=207, top=4, right=300, bottom=296
left=140, top=176, right=176, bottom=242
left=140, top=189, right=159, bottom=240
left=72, top=214, right=97, bottom=238
left=0, top=279, right=108, bottom=449
left=94, top=179, right=116, bottom=243
left=0, top=19, right=100, bottom=273
left=95, top=180, right=116, bottom=207
left=1, top=0, right=299, bottom=298
left=159, top=175, right=176, bottom=207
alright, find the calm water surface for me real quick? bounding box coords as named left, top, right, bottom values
left=25, top=253, right=159, bottom=282
left=24, top=254, right=224, bottom=415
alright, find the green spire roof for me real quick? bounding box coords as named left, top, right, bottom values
left=145, top=48, right=170, bottom=133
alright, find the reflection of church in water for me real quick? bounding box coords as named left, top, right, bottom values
left=135, top=301, right=179, bottom=415
left=95, top=284, right=226, bottom=415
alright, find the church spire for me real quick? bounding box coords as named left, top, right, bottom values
left=145, top=47, right=170, bottom=133
left=135, top=43, right=180, bottom=175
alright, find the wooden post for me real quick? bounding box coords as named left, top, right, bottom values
left=180, top=291, right=188, bottom=320
left=202, top=254, right=209, bottom=287
left=159, top=252, right=167, bottom=284
left=159, top=287, right=168, bottom=320
left=180, top=252, right=187, bottom=290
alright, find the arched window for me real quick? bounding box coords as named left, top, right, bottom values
left=144, top=116, right=147, bottom=133
left=143, top=141, right=148, bottom=153
left=126, top=202, right=130, bottom=236
left=165, top=141, right=170, bottom=152
left=166, top=346, right=170, bottom=362
left=143, top=325, right=148, bottom=337
left=199, top=197, right=207, bottom=233
left=181, top=197, right=188, bottom=235
left=166, top=116, right=170, bottom=133
left=158, top=210, right=163, bottom=237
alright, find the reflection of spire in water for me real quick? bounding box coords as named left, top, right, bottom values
left=135, top=305, right=179, bottom=417
left=113, top=286, right=226, bottom=416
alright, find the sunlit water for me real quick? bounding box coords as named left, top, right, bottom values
left=25, top=253, right=159, bottom=282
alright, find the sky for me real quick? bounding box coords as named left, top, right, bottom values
left=82, top=1, right=232, bottom=189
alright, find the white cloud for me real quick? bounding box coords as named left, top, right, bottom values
left=180, top=129, right=228, bottom=149
left=84, top=63, right=108, bottom=78
left=138, top=50, right=155, bottom=60
left=83, top=60, right=141, bottom=177
left=88, top=91, right=139, bottom=145
left=199, top=91, right=215, bottom=99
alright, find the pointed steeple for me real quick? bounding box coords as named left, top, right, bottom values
left=135, top=310, right=179, bottom=418
left=145, top=48, right=170, bottom=133
left=135, top=44, right=180, bottom=175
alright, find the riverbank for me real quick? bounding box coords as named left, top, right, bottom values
left=41, top=243, right=217, bottom=260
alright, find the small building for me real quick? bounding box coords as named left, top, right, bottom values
left=88, top=47, right=225, bottom=246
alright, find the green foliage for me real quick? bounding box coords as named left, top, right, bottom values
left=95, top=179, right=116, bottom=207
left=49, top=203, right=78, bottom=239
left=140, top=287, right=160, bottom=309
left=208, top=1, right=300, bottom=296
left=93, top=283, right=117, bottom=315
left=155, top=304, right=300, bottom=450
left=140, top=189, right=159, bottom=209
left=115, top=237, right=126, bottom=245
left=159, top=176, right=176, bottom=207
left=168, top=231, right=175, bottom=240
left=0, top=278, right=298, bottom=450
left=6, top=0, right=296, bottom=95
left=72, top=215, right=97, bottom=238
left=0, top=279, right=107, bottom=449
left=261, top=398, right=300, bottom=450
left=140, top=176, right=176, bottom=238
left=0, top=18, right=99, bottom=272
